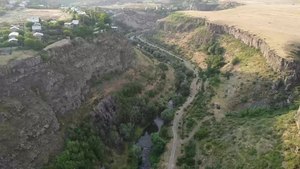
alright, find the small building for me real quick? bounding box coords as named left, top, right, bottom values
left=8, top=32, right=19, bottom=39
left=27, top=16, right=40, bottom=23
left=32, top=22, right=42, bottom=32
left=8, top=37, right=18, bottom=43
left=10, top=26, right=20, bottom=32
left=77, top=11, right=87, bottom=15
left=71, top=20, right=79, bottom=26
left=33, top=32, right=44, bottom=40
left=64, top=22, right=72, bottom=29
left=111, top=26, right=118, bottom=30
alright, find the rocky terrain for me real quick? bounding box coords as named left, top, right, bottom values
left=0, top=33, right=135, bottom=169
left=112, top=10, right=166, bottom=31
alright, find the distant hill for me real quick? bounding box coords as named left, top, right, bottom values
left=0, top=0, right=7, bottom=6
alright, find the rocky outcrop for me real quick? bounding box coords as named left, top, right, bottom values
left=157, top=18, right=205, bottom=33
left=90, top=96, right=124, bottom=147
left=205, top=22, right=300, bottom=85
left=0, top=33, right=135, bottom=169
left=157, top=17, right=300, bottom=86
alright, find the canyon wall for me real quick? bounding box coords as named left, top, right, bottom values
left=205, top=22, right=300, bottom=85
left=0, top=33, right=135, bottom=169
left=157, top=17, right=300, bottom=86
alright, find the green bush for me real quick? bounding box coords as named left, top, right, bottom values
left=47, top=123, right=104, bottom=169
left=161, top=109, right=175, bottom=122
left=150, top=133, right=166, bottom=167
left=73, top=26, right=93, bottom=38
left=24, top=38, right=44, bottom=50
left=158, top=63, right=169, bottom=71
left=231, top=57, right=240, bottom=65
left=195, top=128, right=209, bottom=141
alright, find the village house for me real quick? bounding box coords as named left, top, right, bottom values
left=8, top=32, right=19, bottom=39
left=10, top=25, right=20, bottom=32
left=64, top=20, right=80, bottom=29
left=72, top=20, right=79, bottom=26
left=64, top=22, right=73, bottom=29
left=8, top=38, right=18, bottom=43
left=8, top=32, right=19, bottom=43
left=33, top=32, right=44, bottom=40
left=32, top=22, right=42, bottom=32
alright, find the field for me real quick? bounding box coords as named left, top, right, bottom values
left=182, top=4, right=300, bottom=59
left=0, top=9, right=71, bottom=25
left=220, top=0, right=300, bottom=4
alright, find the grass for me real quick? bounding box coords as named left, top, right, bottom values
left=191, top=107, right=300, bottom=169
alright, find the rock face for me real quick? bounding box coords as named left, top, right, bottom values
left=90, top=96, right=125, bottom=149
left=157, top=17, right=300, bottom=86
left=205, top=22, right=300, bottom=85
left=0, top=33, right=135, bottom=169
left=157, top=18, right=205, bottom=33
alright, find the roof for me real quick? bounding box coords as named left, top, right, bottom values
left=32, top=22, right=41, bottom=26
left=64, top=22, right=72, bottom=26
left=10, top=26, right=20, bottom=30
left=9, top=32, right=19, bottom=37
left=33, top=32, right=44, bottom=37
left=72, top=20, right=79, bottom=25
left=8, top=38, right=18, bottom=42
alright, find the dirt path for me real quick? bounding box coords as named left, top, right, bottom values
left=181, top=116, right=212, bottom=144
left=136, top=35, right=202, bottom=169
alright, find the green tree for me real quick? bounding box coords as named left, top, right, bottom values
left=73, top=26, right=93, bottom=37
left=24, top=38, right=44, bottom=50
left=120, top=123, right=135, bottom=141
left=161, top=109, right=175, bottom=122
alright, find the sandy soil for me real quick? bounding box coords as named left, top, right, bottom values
left=220, top=0, right=300, bottom=5
left=0, top=9, right=71, bottom=24
left=182, top=4, right=300, bottom=58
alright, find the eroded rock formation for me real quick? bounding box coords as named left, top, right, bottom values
left=0, top=33, right=135, bottom=169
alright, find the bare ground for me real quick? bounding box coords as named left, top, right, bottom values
left=0, top=9, right=71, bottom=25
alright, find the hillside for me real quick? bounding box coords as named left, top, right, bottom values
left=0, top=34, right=135, bottom=168
left=182, top=4, right=300, bottom=59
left=145, top=12, right=300, bottom=169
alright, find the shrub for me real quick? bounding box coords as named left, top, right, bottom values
left=231, top=57, right=240, bottom=65
left=24, top=38, right=44, bottom=50
left=161, top=109, right=175, bottom=122
left=195, top=128, right=209, bottom=140
left=47, top=123, right=104, bottom=169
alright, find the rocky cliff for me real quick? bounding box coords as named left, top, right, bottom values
left=0, top=33, right=135, bottom=169
left=157, top=17, right=300, bottom=87
left=205, top=22, right=300, bottom=85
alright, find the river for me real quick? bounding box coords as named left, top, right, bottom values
left=136, top=117, right=164, bottom=169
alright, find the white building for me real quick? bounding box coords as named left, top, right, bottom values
left=32, top=22, right=42, bottom=32
left=77, top=11, right=87, bottom=15
left=33, top=32, right=44, bottom=40
left=71, top=20, right=79, bottom=26
left=8, top=38, right=18, bottom=43
left=10, top=26, right=20, bottom=32
left=64, top=20, right=79, bottom=29
left=27, top=16, right=40, bottom=23
left=8, top=32, right=19, bottom=39
left=64, top=22, right=73, bottom=29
